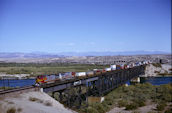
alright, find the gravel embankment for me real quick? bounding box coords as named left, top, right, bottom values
left=0, top=91, right=76, bottom=113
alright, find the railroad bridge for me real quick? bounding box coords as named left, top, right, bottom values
left=41, top=65, right=146, bottom=107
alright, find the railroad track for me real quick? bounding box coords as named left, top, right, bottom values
left=0, top=86, right=35, bottom=95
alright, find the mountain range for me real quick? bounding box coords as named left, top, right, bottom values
left=0, top=51, right=170, bottom=58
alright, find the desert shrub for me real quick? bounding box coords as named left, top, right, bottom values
left=86, top=107, right=99, bottom=113
left=125, top=103, right=138, bottom=110
left=101, top=101, right=110, bottom=111
left=17, top=108, right=22, bottom=112
left=79, top=83, right=172, bottom=113
left=161, top=93, right=172, bottom=102
left=152, top=63, right=162, bottom=68
left=44, top=101, right=52, bottom=106
left=156, top=102, right=167, bottom=111
left=29, top=97, right=43, bottom=103
left=147, top=111, right=156, bottom=113
left=90, top=103, right=105, bottom=113
left=38, top=100, right=44, bottom=103
left=133, top=99, right=145, bottom=107
left=6, top=107, right=16, bottom=113
left=8, top=101, right=14, bottom=104
left=29, top=97, right=39, bottom=102
left=156, top=84, right=172, bottom=102
left=165, top=108, right=172, bottom=113
left=104, top=96, right=114, bottom=106
left=132, top=110, right=141, bottom=113
left=137, top=101, right=145, bottom=107
left=112, top=92, right=123, bottom=99
left=118, top=100, right=128, bottom=107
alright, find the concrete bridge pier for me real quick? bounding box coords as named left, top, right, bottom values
left=130, top=77, right=141, bottom=84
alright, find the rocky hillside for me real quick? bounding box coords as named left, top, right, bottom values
left=144, top=64, right=171, bottom=77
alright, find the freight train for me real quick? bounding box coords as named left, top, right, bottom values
left=35, top=61, right=150, bottom=86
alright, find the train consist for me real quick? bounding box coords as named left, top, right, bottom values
left=36, top=61, right=150, bottom=85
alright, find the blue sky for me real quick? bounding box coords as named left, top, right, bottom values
left=0, top=0, right=171, bottom=53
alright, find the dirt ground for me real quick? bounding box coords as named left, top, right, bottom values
left=107, top=104, right=157, bottom=113
left=0, top=91, right=76, bottom=113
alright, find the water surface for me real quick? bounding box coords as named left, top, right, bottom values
left=0, top=79, right=35, bottom=87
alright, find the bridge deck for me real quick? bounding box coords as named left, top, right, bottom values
left=42, top=65, right=145, bottom=93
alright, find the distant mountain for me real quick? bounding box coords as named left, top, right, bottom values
left=58, top=51, right=170, bottom=56
left=0, top=51, right=170, bottom=58
left=0, top=52, right=64, bottom=58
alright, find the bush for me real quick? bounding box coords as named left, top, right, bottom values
left=86, top=107, right=99, bottom=113
left=152, top=63, right=162, bottom=68
left=161, top=93, right=172, bottom=102
left=132, top=110, right=141, bottom=113
left=44, top=101, right=52, bottom=106
left=6, top=107, right=16, bottom=113
left=156, top=102, right=167, bottom=111
left=8, top=101, right=14, bottom=104
left=29, top=97, right=43, bottom=103
left=29, top=97, right=39, bottom=102
left=17, top=108, right=22, bottom=112
left=118, top=100, right=128, bottom=107
left=125, top=103, right=138, bottom=110
left=156, top=85, right=172, bottom=102
left=165, top=108, right=172, bottom=113
left=137, top=101, right=145, bottom=107
left=102, top=101, right=109, bottom=111
left=147, top=111, right=156, bottom=113
left=104, top=97, right=114, bottom=106
left=91, top=103, right=105, bottom=113
left=133, top=99, right=145, bottom=107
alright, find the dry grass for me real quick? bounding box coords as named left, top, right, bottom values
left=17, top=108, right=22, bottom=112
left=152, top=63, right=162, bottom=68
left=8, top=101, right=14, bottom=104
left=29, top=97, right=43, bottom=103
left=44, top=101, right=52, bottom=106
left=29, top=97, right=39, bottom=102
left=29, top=96, right=51, bottom=106
left=0, top=63, right=108, bottom=76
left=6, top=107, right=16, bottom=113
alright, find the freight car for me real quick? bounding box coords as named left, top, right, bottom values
left=35, top=61, right=149, bottom=86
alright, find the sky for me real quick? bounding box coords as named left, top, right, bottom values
left=0, top=0, right=171, bottom=53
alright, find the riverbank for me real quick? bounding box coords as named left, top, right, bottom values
left=0, top=73, right=33, bottom=79
left=0, top=63, right=108, bottom=77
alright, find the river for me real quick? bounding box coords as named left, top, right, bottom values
left=0, top=79, right=35, bottom=87
left=0, top=77, right=171, bottom=87
left=140, top=76, right=172, bottom=85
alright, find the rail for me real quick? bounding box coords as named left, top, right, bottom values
left=0, top=85, right=34, bottom=95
